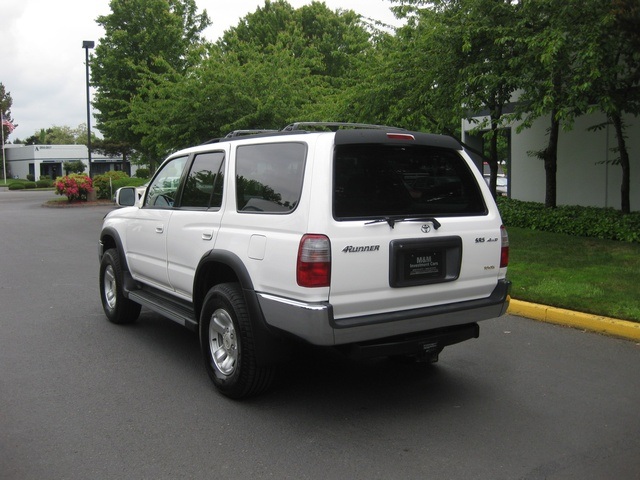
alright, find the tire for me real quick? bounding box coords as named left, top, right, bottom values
left=99, top=249, right=141, bottom=324
left=200, top=283, right=275, bottom=399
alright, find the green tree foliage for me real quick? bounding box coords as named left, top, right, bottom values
left=504, top=0, right=640, bottom=211
left=504, top=0, right=591, bottom=208
left=63, top=160, right=87, bottom=175
left=87, top=0, right=637, bottom=211
left=91, top=0, right=210, bottom=170
left=343, top=0, right=519, bottom=198
left=1, top=83, right=16, bottom=143
left=580, top=0, right=640, bottom=214
left=127, top=0, right=373, bottom=158
left=16, top=124, right=95, bottom=146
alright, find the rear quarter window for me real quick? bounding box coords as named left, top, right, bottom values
left=236, top=142, right=307, bottom=213
left=333, top=144, right=487, bottom=220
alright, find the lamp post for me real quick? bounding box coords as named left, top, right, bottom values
left=82, top=40, right=95, bottom=177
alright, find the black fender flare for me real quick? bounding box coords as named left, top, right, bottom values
left=193, top=250, right=290, bottom=366
left=99, top=227, right=129, bottom=272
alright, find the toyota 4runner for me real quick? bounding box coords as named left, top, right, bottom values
left=99, top=122, right=511, bottom=398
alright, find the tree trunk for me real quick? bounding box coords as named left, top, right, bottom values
left=488, top=118, right=500, bottom=200
left=611, top=113, right=631, bottom=214
left=543, top=109, right=559, bottom=209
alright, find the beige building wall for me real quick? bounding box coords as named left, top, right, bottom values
left=463, top=111, right=640, bottom=212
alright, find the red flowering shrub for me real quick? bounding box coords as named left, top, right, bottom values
left=54, top=174, right=93, bottom=202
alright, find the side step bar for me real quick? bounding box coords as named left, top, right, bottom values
left=127, top=289, right=198, bottom=332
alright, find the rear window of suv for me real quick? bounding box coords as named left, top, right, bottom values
left=333, top=144, right=486, bottom=220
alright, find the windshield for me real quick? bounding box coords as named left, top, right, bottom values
left=333, top=144, right=486, bottom=220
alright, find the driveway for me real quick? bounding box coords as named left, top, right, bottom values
left=1, top=189, right=639, bottom=479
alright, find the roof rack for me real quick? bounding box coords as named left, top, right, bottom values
left=282, top=122, right=406, bottom=132
left=200, top=129, right=279, bottom=145
left=200, top=123, right=407, bottom=145
left=224, top=129, right=278, bottom=138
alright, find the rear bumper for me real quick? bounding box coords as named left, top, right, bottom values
left=340, top=322, right=480, bottom=360
left=258, top=279, right=511, bottom=346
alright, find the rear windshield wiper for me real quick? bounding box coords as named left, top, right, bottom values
left=365, top=216, right=441, bottom=229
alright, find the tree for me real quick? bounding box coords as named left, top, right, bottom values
left=1, top=83, right=16, bottom=143
left=18, top=130, right=47, bottom=146
left=17, top=124, right=95, bottom=145
left=91, top=0, right=210, bottom=169
left=1, top=83, right=15, bottom=181
left=583, top=0, right=640, bottom=214
left=63, top=160, right=87, bottom=175
left=353, top=0, right=519, bottom=198
left=73, top=124, right=99, bottom=147
left=506, top=0, right=613, bottom=208
left=430, top=0, right=520, bottom=198
left=41, top=125, right=75, bottom=144
left=512, top=1, right=574, bottom=208
left=127, top=0, right=374, bottom=158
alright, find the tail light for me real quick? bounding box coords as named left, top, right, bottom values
left=297, top=234, right=331, bottom=287
left=500, top=225, right=509, bottom=268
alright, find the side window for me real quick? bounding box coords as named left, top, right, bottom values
left=145, top=156, right=188, bottom=208
left=180, top=152, right=225, bottom=209
left=235, top=143, right=306, bottom=213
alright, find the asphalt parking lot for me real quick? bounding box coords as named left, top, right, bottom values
left=1, top=189, right=639, bottom=479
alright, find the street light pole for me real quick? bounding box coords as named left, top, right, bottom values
left=82, top=40, right=95, bottom=177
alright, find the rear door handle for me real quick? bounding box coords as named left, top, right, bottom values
left=202, top=231, right=213, bottom=241
left=155, top=225, right=164, bottom=234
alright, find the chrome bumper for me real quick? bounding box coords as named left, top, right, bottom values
left=257, top=280, right=511, bottom=346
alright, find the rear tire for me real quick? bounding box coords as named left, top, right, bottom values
left=200, top=283, right=275, bottom=399
left=100, top=249, right=141, bottom=324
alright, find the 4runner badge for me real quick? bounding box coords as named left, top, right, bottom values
left=342, top=245, right=380, bottom=253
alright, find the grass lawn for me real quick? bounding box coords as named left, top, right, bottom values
left=507, top=227, right=640, bottom=322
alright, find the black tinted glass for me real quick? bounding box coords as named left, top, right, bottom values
left=333, top=145, right=486, bottom=219
left=181, top=152, right=225, bottom=209
left=236, top=143, right=306, bottom=213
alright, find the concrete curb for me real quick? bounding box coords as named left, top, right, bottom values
left=508, top=299, right=640, bottom=342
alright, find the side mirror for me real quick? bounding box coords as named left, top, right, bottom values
left=115, top=187, right=136, bottom=207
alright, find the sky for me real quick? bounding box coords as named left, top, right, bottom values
left=1, top=0, right=402, bottom=141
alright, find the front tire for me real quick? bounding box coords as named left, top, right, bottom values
left=100, top=249, right=141, bottom=324
left=200, top=283, right=275, bottom=399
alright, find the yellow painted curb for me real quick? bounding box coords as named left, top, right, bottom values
left=508, top=300, right=640, bottom=342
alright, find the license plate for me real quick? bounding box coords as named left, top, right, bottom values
left=404, top=250, right=445, bottom=281
left=389, top=237, right=461, bottom=288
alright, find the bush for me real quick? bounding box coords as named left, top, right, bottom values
left=26, top=174, right=35, bottom=181
left=94, top=171, right=130, bottom=199
left=54, top=174, right=93, bottom=202
left=36, top=179, right=53, bottom=188
left=111, top=177, right=148, bottom=194
left=8, top=182, right=25, bottom=190
left=23, top=181, right=37, bottom=189
left=135, top=168, right=150, bottom=179
left=497, top=197, right=640, bottom=243
left=63, top=160, right=87, bottom=175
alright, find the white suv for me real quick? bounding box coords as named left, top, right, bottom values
left=99, top=123, right=510, bottom=398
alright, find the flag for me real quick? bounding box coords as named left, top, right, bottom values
left=2, top=115, right=15, bottom=133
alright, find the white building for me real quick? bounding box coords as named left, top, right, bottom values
left=462, top=111, right=639, bottom=212
left=4, top=144, right=135, bottom=179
